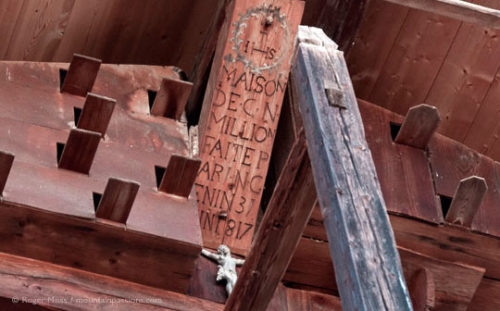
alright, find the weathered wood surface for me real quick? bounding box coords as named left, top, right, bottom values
left=395, top=104, right=440, bottom=149
left=77, top=93, right=116, bottom=137
left=151, top=77, right=193, bottom=120
left=445, top=176, right=488, bottom=226
left=0, top=151, right=14, bottom=196
left=225, top=134, right=315, bottom=311
left=0, top=251, right=223, bottom=311
left=61, top=53, right=101, bottom=96
left=291, top=26, right=412, bottom=310
left=196, top=0, right=304, bottom=255
left=382, top=0, right=500, bottom=29
left=95, top=178, right=140, bottom=224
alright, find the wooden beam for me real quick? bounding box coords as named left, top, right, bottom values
left=408, top=268, right=435, bottom=311
left=445, top=176, right=488, bottom=227
left=159, top=155, right=201, bottom=198
left=291, top=26, right=412, bottom=310
left=76, top=93, right=116, bottom=137
left=0, top=151, right=14, bottom=196
left=225, top=133, right=315, bottom=311
left=61, top=54, right=101, bottom=97
left=150, top=78, right=193, bottom=120
left=395, top=104, right=440, bottom=149
left=382, top=0, right=500, bottom=29
left=58, top=128, right=101, bottom=174
left=95, top=178, right=140, bottom=224
left=0, top=251, right=222, bottom=311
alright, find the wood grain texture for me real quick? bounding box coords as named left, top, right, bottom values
left=382, top=0, right=500, bottom=29
left=77, top=93, right=116, bottom=137
left=446, top=176, right=488, bottom=226
left=58, top=128, right=101, bottom=174
left=395, top=104, right=440, bottom=149
left=151, top=77, right=193, bottom=120
left=96, top=178, right=140, bottom=224
left=408, top=268, right=435, bottom=311
left=0, top=251, right=223, bottom=311
left=292, top=27, right=412, bottom=310
left=61, top=53, right=101, bottom=96
left=0, top=151, right=14, bottom=196
left=159, top=154, right=201, bottom=198
left=225, top=134, right=313, bottom=311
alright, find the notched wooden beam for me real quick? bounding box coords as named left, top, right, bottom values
left=0, top=151, right=14, bottom=196
left=61, top=53, right=101, bottom=96
left=95, top=178, right=140, bottom=224
left=58, top=128, right=101, bottom=174
left=158, top=154, right=201, bottom=198
left=445, top=176, right=488, bottom=227
left=395, top=104, right=440, bottom=149
left=76, top=93, right=116, bottom=137
left=150, top=78, right=193, bottom=120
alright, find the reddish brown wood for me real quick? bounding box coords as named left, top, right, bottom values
left=58, top=128, right=101, bottom=174
left=159, top=155, right=201, bottom=198
left=225, top=134, right=312, bottom=311
left=446, top=176, right=488, bottom=226
left=0, top=151, right=14, bottom=196
left=151, top=77, right=193, bottom=120
left=408, top=268, right=435, bottom=311
left=0, top=251, right=223, bottom=311
left=77, top=93, right=116, bottom=137
left=469, top=277, right=500, bottom=311
left=96, top=178, right=140, bottom=224
left=61, top=54, right=101, bottom=96
left=395, top=104, right=440, bottom=149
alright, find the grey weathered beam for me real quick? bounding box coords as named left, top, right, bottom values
left=382, top=0, right=500, bottom=29
left=291, top=26, right=413, bottom=311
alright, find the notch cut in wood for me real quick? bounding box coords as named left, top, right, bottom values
left=445, top=176, right=487, bottom=227
left=150, top=78, right=193, bottom=120
left=158, top=154, right=201, bottom=198
left=76, top=93, right=116, bottom=137
left=61, top=54, right=101, bottom=97
left=409, top=268, right=435, bottom=311
left=0, top=151, right=14, bottom=196
left=95, top=178, right=140, bottom=224
left=395, top=104, right=440, bottom=149
left=325, top=85, right=346, bottom=109
left=58, top=128, right=101, bottom=174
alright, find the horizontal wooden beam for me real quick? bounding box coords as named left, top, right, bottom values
left=382, top=0, right=500, bottom=29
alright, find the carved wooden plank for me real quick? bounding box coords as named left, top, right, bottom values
left=151, top=77, right=193, bottom=120
left=225, top=134, right=313, bottom=311
left=96, top=178, right=140, bottom=224
left=446, top=176, right=488, bottom=226
left=159, top=155, right=201, bottom=198
left=291, top=26, right=412, bottom=310
left=76, top=93, right=116, bottom=137
left=0, top=252, right=223, bottom=311
left=0, top=151, right=14, bottom=196
left=196, top=0, right=304, bottom=255
left=58, top=128, right=101, bottom=174
left=408, top=268, right=435, bottom=311
left=61, top=54, right=101, bottom=96
left=395, top=104, right=440, bottom=149
left=382, top=0, right=500, bottom=29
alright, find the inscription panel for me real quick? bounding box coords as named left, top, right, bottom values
left=197, top=1, right=304, bottom=255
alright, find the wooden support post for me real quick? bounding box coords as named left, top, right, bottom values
left=159, top=155, right=201, bottom=198
left=395, top=104, right=440, bottom=149
left=291, top=26, right=412, bottom=310
left=151, top=78, right=193, bottom=120
left=0, top=151, right=14, bottom=196
left=61, top=54, right=101, bottom=97
left=58, top=128, right=101, bottom=174
left=445, top=176, right=488, bottom=227
left=225, top=133, right=315, bottom=311
left=76, top=93, right=116, bottom=137
left=195, top=0, right=304, bottom=256
left=95, top=178, right=140, bottom=224
left=408, top=269, right=435, bottom=311
left=382, top=0, right=500, bottom=29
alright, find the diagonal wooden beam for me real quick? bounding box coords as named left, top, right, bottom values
left=382, top=0, right=500, bottom=29
left=290, top=26, right=412, bottom=310
left=225, top=133, right=314, bottom=311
